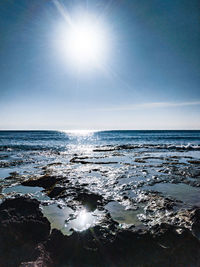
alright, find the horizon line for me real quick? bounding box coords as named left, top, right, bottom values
left=0, top=129, right=200, bottom=131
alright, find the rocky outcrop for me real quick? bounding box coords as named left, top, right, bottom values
left=0, top=196, right=200, bottom=267
left=47, top=186, right=66, bottom=198
left=21, top=175, right=57, bottom=189
left=74, top=191, right=104, bottom=211
left=191, top=208, right=200, bottom=239
left=44, top=221, right=200, bottom=267
left=20, top=244, right=53, bottom=267
left=0, top=197, right=51, bottom=267
left=50, top=183, right=105, bottom=211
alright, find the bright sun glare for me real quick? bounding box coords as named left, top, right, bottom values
left=54, top=2, right=109, bottom=70
left=67, top=21, right=106, bottom=67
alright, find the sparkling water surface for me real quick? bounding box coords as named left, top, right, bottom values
left=0, top=130, right=200, bottom=233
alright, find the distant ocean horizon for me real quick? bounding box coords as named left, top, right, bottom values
left=1, top=130, right=200, bottom=162
left=1, top=129, right=200, bottom=131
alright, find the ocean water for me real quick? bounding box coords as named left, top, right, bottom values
left=0, top=130, right=200, bottom=163
left=0, top=130, right=200, bottom=233
left=0, top=130, right=200, bottom=173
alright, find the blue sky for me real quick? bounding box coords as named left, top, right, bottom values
left=0, top=0, right=200, bottom=130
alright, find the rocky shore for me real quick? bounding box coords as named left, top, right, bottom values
left=1, top=134, right=200, bottom=266
left=0, top=192, right=200, bottom=266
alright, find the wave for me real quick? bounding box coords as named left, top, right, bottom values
left=0, top=145, right=65, bottom=152
left=93, top=144, right=200, bottom=152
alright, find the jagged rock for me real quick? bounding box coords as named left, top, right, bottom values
left=20, top=244, right=53, bottom=267
left=0, top=195, right=200, bottom=267
left=188, top=160, right=200, bottom=164
left=44, top=222, right=200, bottom=267
left=191, top=208, right=200, bottom=239
left=47, top=186, right=66, bottom=198
left=0, top=197, right=50, bottom=267
left=74, top=191, right=104, bottom=211
left=22, top=175, right=57, bottom=189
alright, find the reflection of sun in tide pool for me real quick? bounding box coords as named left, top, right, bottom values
left=78, top=209, right=89, bottom=226
left=42, top=205, right=102, bottom=235
left=71, top=209, right=97, bottom=231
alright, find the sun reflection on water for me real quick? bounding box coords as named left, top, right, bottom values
left=42, top=204, right=103, bottom=235
left=61, top=130, right=98, bottom=154
left=62, top=130, right=97, bottom=138
left=78, top=209, right=88, bottom=226
left=68, top=208, right=98, bottom=232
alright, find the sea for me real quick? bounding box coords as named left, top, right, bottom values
left=0, top=130, right=200, bottom=234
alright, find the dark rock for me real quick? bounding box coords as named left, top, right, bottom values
left=93, top=148, right=116, bottom=152
left=21, top=175, right=57, bottom=189
left=188, top=160, right=200, bottom=164
left=47, top=162, right=62, bottom=167
left=20, top=244, right=53, bottom=267
left=134, top=158, right=147, bottom=163
left=191, top=208, right=200, bottom=239
left=47, top=186, right=66, bottom=198
left=70, top=156, right=89, bottom=163
left=0, top=197, right=50, bottom=267
left=45, top=226, right=115, bottom=266
left=44, top=222, right=200, bottom=267
left=0, top=195, right=200, bottom=267
left=70, top=158, right=118, bottom=164
left=74, top=191, right=104, bottom=211
left=53, top=184, right=106, bottom=211
left=0, top=160, right=25, bottom=168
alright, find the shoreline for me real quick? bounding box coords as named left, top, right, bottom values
left=0, top=131, right=200, bottom=266
left=0, top=163, right=200, bottom=266
left=0, top=193, right=200, bottom=266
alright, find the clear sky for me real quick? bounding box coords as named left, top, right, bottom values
left=0, top=0, right=200, bottom=130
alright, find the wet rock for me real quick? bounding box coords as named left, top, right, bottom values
left=188, top=160, right=200, bottom=164
left=0, top=197, right=50, bottom=242
left=22, top=175, right=58, bottom=189
left=54, top=184, right=106, bottom=211
left=44, top=221, right=200, bottom=267
left=45, top=222, right=117, bottom=266
left=145, top=195, right=175, bottom=212
left=169, top=209, right=194, bottom=229
left=70, top=156, right=118, bottom=164
left=166, top=165, right=200, bottom=179
left=136, top=192, right=184, bottom=227
left=191, top=208, right=200, bottom=239
left=89, top=168, right=100, bottom=172
left=47, top=162, right=62, bottom=167
left=74, top=191, right=104, bottom=211
left=0, top=160, right=24, bottom=168
left=134, top=158, right=147, bottom=163
left=186, top=180, right=200, bottom=187
left=47, top=186, right=66, bottom=198
left=149, top=223, right=200, bottom=265
left=9, top=171, right=19, bottom=177
left=20, top=244, right=53, bottom=267
left=0, top=195, right=200, bottom=266
left=93, top=148, right=116, bottom=152
left=70, top=156, right=89, bottom=163
left=0, top=196, right=50, bottom=267
left=0, top=154, right=9, bottom=159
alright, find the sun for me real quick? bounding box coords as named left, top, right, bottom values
left=66, top=21, right=106, bottom=67
left=54, top=10, right=109, bottom=70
